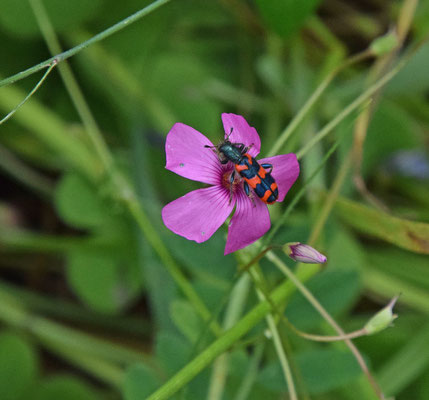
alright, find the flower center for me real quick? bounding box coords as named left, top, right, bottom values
left=221, top=169, right=241, bottom=193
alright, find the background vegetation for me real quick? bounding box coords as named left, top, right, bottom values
left=1, top=0, right=429, bottom=399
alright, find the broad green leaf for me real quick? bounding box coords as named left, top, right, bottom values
left=297, top=349, right=362, bottom=394
left=33, top=375, right=98, bottom=400
left=254, top=0, right=321, bottom=37
left=122, top=363, right=161, bottom=400
left=170, top=300, right=203, bottom=343
left=258, top=349, right=361, bottom=394
left=155, top=331, right=192, bottom=376
left=67, top=249, right=142, bottom=314
left=0, top=332, right=38, bottom=400
left=55, top=172, right=108, bottom=229
left=366, top=248, right=429, bottom=291
left=335, top=196, right=429, bottom=254
left=285, top=269, right=361, bottom=330
left=0, top=0, right=102, bottom=38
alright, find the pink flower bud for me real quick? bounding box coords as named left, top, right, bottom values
left=285, top=242, right=327, bottom=264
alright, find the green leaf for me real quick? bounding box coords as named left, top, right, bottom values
left=33, top=375, right=98, bottom=400
left=55, top=172, right=108, bottom=229
left=0, top=332, right=38, bottom=400
left=254, top=0, right=321, bottom=37
left=0, top=0, right=102, bottom=38
left=258, top=349, right=361, bottom=394
left=366, top=247, right=429, bottom=291
left=285, top=269, right=361, bottom=330
left=67, top=249, right=142, bottom=314
left=335, top=196, right=429, bottom=254
left=123, top=363, right=161, bottom=400
left=155, top=331, right=192, bottom=376
left=298, top=349, right=362, bottom=394
left=170, top=300, right=203, bottom=343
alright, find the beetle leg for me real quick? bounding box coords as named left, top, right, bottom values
left=243, top=180, right=250, bottom=197
left=261, top=163, right=273, bottom=174
left=243, top=181, right=256, bottom=207
left=229, top=171, right=235, bottom=204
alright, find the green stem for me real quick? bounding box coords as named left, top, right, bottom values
left=0, top=0, right=172, bottom=88
left=207, top=274, right=251, bottom=400
left=0, top=62, right=56, bottom=125
left=249, top=267, right=297, bottom=400
left=29, top=0, right=113, bottom=174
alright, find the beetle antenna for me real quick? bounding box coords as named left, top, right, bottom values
left=225, top=127, right=233, bottom=140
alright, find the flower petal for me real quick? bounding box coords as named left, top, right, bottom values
left=224, top=190, right=270, bottom=255
left=221, top=113, right=261, bottom=157
left=162, top=186, right=234, bottom=243
left=165, top=123, right=222, bottom=185
left=259, top=154, right=299, bottom=202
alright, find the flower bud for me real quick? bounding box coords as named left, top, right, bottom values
left=370, top=31, right=398, bottom=56
left=364, top=296, right=399, bottom=335
left=284, top=242, right=327, bottom=264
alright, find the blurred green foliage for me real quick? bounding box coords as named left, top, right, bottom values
left=1, top=0, right=429, bottom=399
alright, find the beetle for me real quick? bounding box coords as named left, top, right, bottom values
left=205, top=130, right=278, bottom=205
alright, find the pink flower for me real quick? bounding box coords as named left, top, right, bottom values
left=162, top=113, right=300, bottom=255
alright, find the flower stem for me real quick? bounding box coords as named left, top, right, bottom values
left=0, top=0, right=172, bottom=88
left=249, top=267, right=298, bottom=400
left=266, top=252, right=385, bottom=400
left=207, top=274, right=251, bottom=400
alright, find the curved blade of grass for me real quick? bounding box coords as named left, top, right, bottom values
left=335, top=196, right=429, bottom=254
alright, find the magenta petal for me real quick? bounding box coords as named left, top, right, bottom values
left=224, top=190, right=270, bottom=255
left=162, top=186, right=234, bottom=243
left=165, top=123, right=222, bottom=185
left=259, top=154, right=300, bottom=202
left=221, top=113, right=261, bottom=157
